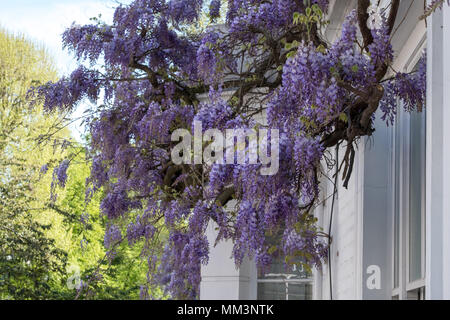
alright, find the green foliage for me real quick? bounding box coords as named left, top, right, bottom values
left=0, top=28, right=155, bottom=300
left=292, top=4, right=328, bottom=43
left=0, top=174, right=68, bottom=299
left=49, top=160, right=153, bottom=300
left=0, top=28, right=68, bottom=299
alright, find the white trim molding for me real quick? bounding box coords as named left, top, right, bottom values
left=426, top=1, right=450, bottom=300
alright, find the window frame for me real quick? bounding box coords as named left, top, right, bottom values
left=257, top=277, right=314, bottom=300
left=256, top=261, right=314, bottom=300
left=390, top=37, right=427, bottom=300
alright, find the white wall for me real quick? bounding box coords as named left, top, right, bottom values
left=426, top=1, right=450, bottom=300
left=200, top=221, right=257, bottom=300
left=314, top=143, right=365, bottom=300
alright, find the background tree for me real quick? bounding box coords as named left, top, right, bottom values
left=0, top=28, right=155, bottom=300
left=0, top=28, right=69, bottom=299
left=30, top=0, right=438, bottom=299
left=48, top=157, right=164, bottom=300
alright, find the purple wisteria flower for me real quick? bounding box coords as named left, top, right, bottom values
left=29, top=0, right=430, bottom=300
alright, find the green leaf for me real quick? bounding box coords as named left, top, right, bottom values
left=306, top=7, right=312, bottom=17
left=293, top=11, right=301, bottom=24
left=286, top=51, right=297, bottom=59
left=268, top=246, right=278, bottom=255
left=316, top=44, right=326, bottom=53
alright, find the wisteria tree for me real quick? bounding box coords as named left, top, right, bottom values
left=30, top=0, right=445, bottom=299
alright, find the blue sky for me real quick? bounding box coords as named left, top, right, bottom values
left=0, top=0, right=121, bottom=74
left=0, top=0, right=130, bottom=139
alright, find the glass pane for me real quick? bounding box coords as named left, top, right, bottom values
left=257, top=282, right=286, bottom=300
left=393, top=117, right=401, bottom=289
left=287, top=283, right=313, bottom=300
left=257, top=282, right=313, bottom=300
left=407, top=287, right=425, bottom=300
left=409, top=110, right=425, bottom=282
left=258, top=254, right=311, bottom=280
left=258, top=233, right=312, bottom=280
left=257, top=233, right=314, bottom=300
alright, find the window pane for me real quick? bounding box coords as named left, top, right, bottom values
left=257, top=282, right=286, bottom=300
left=257, top=255, right=311, bottom=280
left=257, top=234, right=314, bottom=300
left=287, top=283, right=313, bottom=300
left=409, top=110, right=425, bottom=282
left=257, top=282, right=313, bottom=300
left=407, top=287, right=425, bottom=300
left=393, top=117, right=401, bottom=289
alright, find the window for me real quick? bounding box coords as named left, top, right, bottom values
left=393, top=115, right=401, bottom=291
left=257, top=255, right=313, bottom=300
left=391, top=59, right=426, bottom=300
left=408, top=110, right=426, bottom=285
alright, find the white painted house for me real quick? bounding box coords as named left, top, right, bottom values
left=200, top=0, right=450, bottom=300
